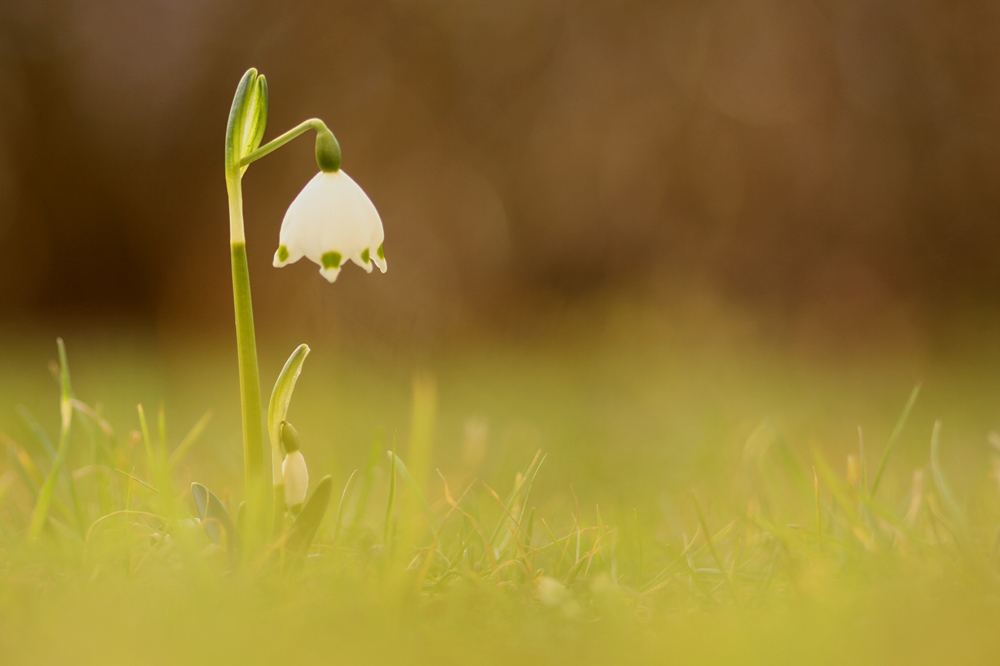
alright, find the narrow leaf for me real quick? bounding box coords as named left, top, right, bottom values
left=267, top=345, right=310, bottom=485
left=287, top=475, right=333, bottom=557
left=191, top=483, right=238, bottom=545
left=192, top=482, right=240, bottom=567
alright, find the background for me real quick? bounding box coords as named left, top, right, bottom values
left=2, top=0, right=1000, bottom=507
left=3, top=0, right=1000, bottom=347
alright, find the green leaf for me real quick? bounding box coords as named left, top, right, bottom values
left=286, top=475, right=333, bottom=558
left=267, top=345, right=310, bottom=483
left=192, top=482, right=240, bottom=567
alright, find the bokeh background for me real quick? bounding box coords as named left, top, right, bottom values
left=3, top=0, right=1000, bottom=348
left=2, top=0, right=1000, bottom=508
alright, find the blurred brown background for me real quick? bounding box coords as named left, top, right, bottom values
left=1, top=0, right=999, bottom=350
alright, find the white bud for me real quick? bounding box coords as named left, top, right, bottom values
left=282, top=450, right=309, bottom=507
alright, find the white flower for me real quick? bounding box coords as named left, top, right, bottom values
left=273, top=170, right=386, bottom=282
left=282, top=450, right=309, bottom=507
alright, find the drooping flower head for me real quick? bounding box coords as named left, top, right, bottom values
left=273, top=128, right=386, bottom=282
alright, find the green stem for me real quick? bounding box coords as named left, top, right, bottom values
left=240, top=118, right=327, bottom=168
left=227, top=173, right=269, bottom=551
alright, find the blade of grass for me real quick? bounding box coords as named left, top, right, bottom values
left=858, top=427, right=868, bottom=492
left=27, top=339, right=75, bottom=540
left=437, top=470, right=500, bottom=582
left=4, top=437, right=41, bottom=495
left=388, top=451, right=439, bottom=531
left=16, top=405, right=56, bottom=461
left=490, top=451, right=543, bottom=549
left=526, top=506, right=536, bottom=550
left=348, top=431, right=383, bottom=532
left=406, top=373, right=437, bottom=498
left=167, top=410, right=213, bottom=471
left=157, top=404, right=168, bottom=466
left=928, top=420, right=978, bottom=564
left=814, top=466, right=822, bottom=549
left=69, top=399, right=111, bottom=516
left=138, top=405, right=176, bottom=525
left=332, top=470, right=358, bottom=548
left=692, top=491, right=738, bottom=603
left=384, top=433, right=397, bottom=550
left=930, top=420, right=963, bottom=522
left=540, top=517, right=569, bottom=574
left=635, top=509, right=644, bottom=593
left=870, top=383, right=921, bottom=498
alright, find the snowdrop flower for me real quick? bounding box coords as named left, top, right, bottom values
left=273, top=129, right=386, bottom=282
left=280, top=421, right=309, bottom=508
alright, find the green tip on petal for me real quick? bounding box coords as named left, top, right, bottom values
left=361, top=248, right=370, bottom=264
left=322, top=251, right=342, bottom=270
left=377, top=243, right=385, bottom=260
left=277, top=245, right=289, bottom=262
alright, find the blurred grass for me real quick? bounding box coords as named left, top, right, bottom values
left=2, top=300, right=1000, bottom=664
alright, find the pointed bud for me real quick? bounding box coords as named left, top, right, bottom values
left=240, top=75, right=268, bottom=174
left=225, top=68, right=269, bottom=175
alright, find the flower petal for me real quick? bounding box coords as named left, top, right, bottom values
left=282, top=451, right=309, bottom=506
left=371, top=241, right=387, bottom=273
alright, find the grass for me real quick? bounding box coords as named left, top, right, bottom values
left=2, top=303, right=1000, bottom=664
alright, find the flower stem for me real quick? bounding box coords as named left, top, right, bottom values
left=240, top=118, right=328, bottom=168
left=227, top=173, right=269, bottom=552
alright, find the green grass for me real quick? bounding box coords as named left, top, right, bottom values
left=2, top=306, right=1000, bottom=665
